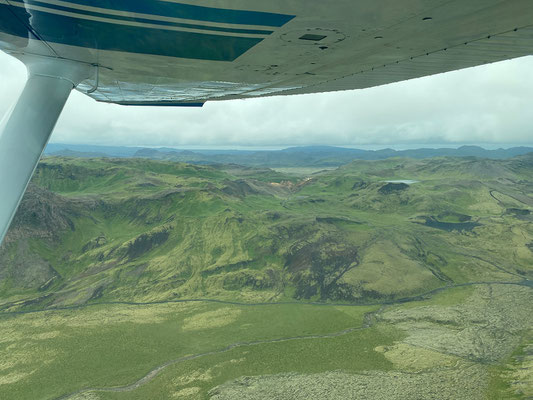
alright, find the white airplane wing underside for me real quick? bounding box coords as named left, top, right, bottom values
left=2, top=0, right=533, bottom=105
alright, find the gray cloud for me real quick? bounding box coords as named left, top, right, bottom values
left=1, top=51, right=532, bottom=148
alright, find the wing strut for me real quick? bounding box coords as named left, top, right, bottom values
left=0, top=56, right=92, bottom=244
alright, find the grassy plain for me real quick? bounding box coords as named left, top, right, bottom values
left=0, top=301, right=383, bottom=399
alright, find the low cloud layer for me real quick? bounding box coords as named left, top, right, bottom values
left=1, top=52, right=532, bottom=148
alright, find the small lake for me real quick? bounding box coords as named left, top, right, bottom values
left=383, top=180, right=419, bottom=185
left=422, top=217, right=481, bottom=232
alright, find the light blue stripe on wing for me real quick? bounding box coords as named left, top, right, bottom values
left=25, top=0, right=275, bottom=35
left=42, top=0, right=295, bottom=27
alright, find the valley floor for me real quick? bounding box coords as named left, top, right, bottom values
left=1, top=282, right=531, bottom=399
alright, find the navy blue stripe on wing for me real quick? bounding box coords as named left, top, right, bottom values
left=26, top=0, right=274, bottom=35
left=40, top=0, right=295, bottom=27
left=7, top=6, right=263, bottom=61
left=0, top=4, right=31, bottom=38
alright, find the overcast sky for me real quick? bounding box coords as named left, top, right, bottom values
left=1, top=51, right=532, bottom=149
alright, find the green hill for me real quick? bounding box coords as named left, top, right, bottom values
left=1, top=155, right=531, bottom=310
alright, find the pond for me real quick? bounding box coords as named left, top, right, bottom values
left=383, top=180, right=419, bottom=184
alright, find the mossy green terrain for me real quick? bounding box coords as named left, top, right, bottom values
left=0, top=154, right=532, bottom=399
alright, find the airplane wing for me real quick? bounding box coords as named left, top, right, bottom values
left=2, top=0, right=533, bottom=105
left=1, top=0, right=533, bottom=242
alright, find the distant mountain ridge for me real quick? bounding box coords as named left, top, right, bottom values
left=44, top=144, right=533, bottom=167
